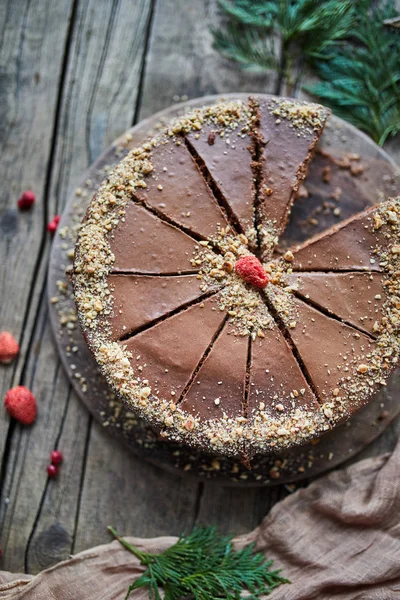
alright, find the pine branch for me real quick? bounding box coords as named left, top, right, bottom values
left=308, top=1, right=400, bottom=144
left=274, top=0, right=354, bottom=56
left=217, top=0, right=278, bottom=27
left=213, top=0, right=400, bottom=144
left=108, top=525, right=290, bottom=600
left=213, top=0, right=354, bottom=73
left=213, top=22, right=279, bottom=72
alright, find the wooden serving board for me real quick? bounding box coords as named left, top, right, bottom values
left=47, top=94, right=400, bottom=487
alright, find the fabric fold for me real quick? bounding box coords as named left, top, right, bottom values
left=1, top=440, right=399, bottom=599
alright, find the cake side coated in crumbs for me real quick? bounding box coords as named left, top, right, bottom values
left=73, top=95, right=400, bottom=459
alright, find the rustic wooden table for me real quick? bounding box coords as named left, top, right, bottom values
left=1, top=0, right=399, bottom=576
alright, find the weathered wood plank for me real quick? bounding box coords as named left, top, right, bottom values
left=138, top=0, right=273, bottom=121
left=0, top=296, right=89, bottom=572
left=24, top=391, right=90, bottom=573
left=73, top=421, right=199, bottom=553
left=355, top=417, right=400, bottom=462
left=195, top=484, right=290, bottom=535
left=49, top=0, right=155, bottom=208
left=1, top=0, right=158, bottom=573
left=0, top=0, right=73, bottom=469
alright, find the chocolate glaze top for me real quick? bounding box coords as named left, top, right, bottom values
left=73, top=96, right=400, bottom=459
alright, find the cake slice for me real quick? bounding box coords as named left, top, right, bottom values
left=134, top=140, right=229, bottom=239
left=247, top=322, right=321, bottom=418
left=287, top=204, right=387, bottom=272
left=253, top=97, right=329, bottom=259
left=266, top=287, right=380, bottom=419
left=120, top=293, right=226, bottom=400
left=245, top=322, right=327, bottom=452
left=186, top=120, right=256, bottom=239
left=179, top=320, right=248, bottom=419
left=107, top=274, right=210, bottom=341
left=111, top=202, right=198, bottom=273
left=282, top=271, right=385, bottom=337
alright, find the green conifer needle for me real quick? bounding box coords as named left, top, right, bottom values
left=108, top=525, right=290, bottom=600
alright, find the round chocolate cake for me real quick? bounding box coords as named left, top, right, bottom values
left=73, top=95, right=400, bottom=460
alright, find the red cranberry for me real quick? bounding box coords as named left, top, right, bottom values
left=50, top=450, right=63, bottom=465
left=47, top=215, right=61, bottom=234
left=17, top=190, right=36, bottom=210
left=47, top=464, right=58, bottom=478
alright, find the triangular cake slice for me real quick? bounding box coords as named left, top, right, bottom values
left=179, top=321, right=248, bottom=419
left=108, top=274, right=209, bottom=341
left=254, top=97, right=329, bottom=259
left=246, top=323, right=327, bottom=451
left=120, top=294, right=226, bottom=400
left=283, top=272, right=385, bottom=337
left=288, top=204, right=388, bottom=272
left=110, top=202, right=198, bottom=273
left=267, top=288, right=377, bottom=418
left=186, top=121, right=255, bottom=239
left=247, top=322, right=321, bottom=417
left=134, top=140, right=229, bottom=239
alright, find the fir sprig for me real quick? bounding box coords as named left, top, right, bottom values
left=307, top=2, right=400, bottom=145
left=213, top=0, right=354, bottom=93
left=108, top=525, right=289, bottom=600
left=213, top=0, right=400, bottom=144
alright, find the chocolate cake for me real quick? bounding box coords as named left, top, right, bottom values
left=73, top=96, right=400, bottom=460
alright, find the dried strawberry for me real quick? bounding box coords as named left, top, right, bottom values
left=17, top=190, right=36, bottom=210
left=4, top=386, right=37, bottom=425
left=234, top=255, right=269, bottom=289
left=0, top=331, right=19, bottom=364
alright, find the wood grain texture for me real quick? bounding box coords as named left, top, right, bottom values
left=195, top=484, right=291, bottom=535
left=138, top=0, right=273, bottom=121
left=0, top=0, right=399, bottom=576
left=73, top=421, right=199, bottom=554
left=48, top=0, right=154, bottom=211
left=0, top=0, right=74, bottom=473
left=25, top=389, right=90, bottom=573
left=0, top=295, right=89, bottom=572
left=0, top=0, right=157, bottom=573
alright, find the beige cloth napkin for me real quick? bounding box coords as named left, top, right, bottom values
left=1, top=439, right=400, bottom=600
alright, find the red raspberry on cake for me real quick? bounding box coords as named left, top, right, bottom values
left=235, top=256, right=269, bottom=288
